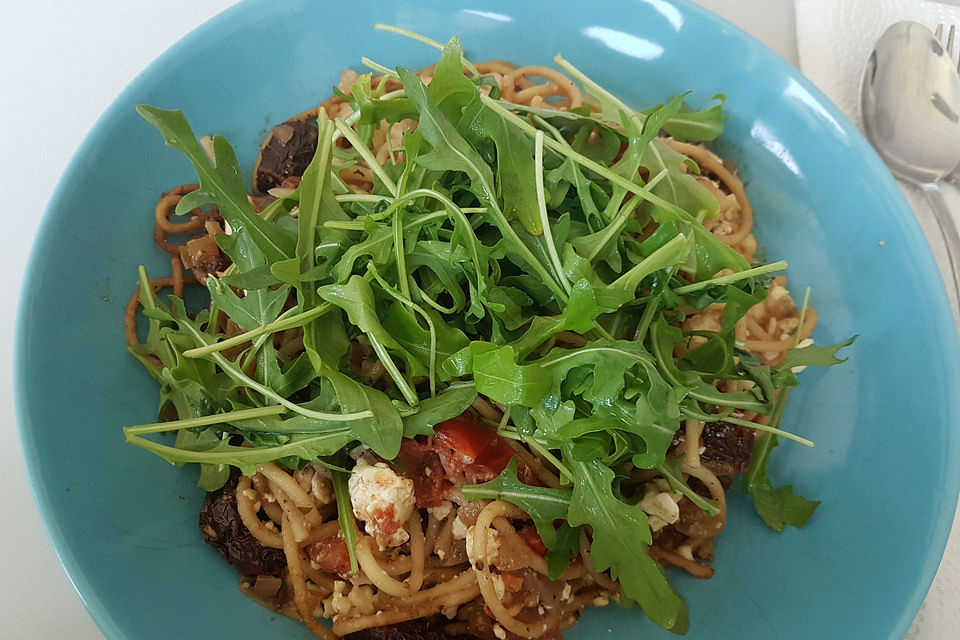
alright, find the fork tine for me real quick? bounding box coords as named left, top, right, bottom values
left=954, top=25, right=960, bottom=75
left=948, top=24, right=955, bottom=56
left=937, top=23, right=945, bottom=40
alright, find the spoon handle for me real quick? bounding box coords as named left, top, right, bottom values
left=919, top=183, right=960, bottom=322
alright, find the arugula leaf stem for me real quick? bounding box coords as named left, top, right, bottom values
left=744, top=390, right=789, bottom=492
left=336, top=193, right=390, bottom=203
left=392, top=209, right=411, bottom=299
left=373, top=24, right=480, bottom=77
left=671, top=260, right=788, bottom=295
left=183, top=303, right=332, bottom=358
left=553, top=54, right=642, bottom=129
left=324, top=209, right=446, bottom=231
left=361, top=56, right=400, bottom=79
left=124, top=405, right=288, bottom=435
left=137, top=266, right=158, bottom=312
left=524, top=435, right=573, bottom=482
left=794, top=286, right=812, bottom=348
left=334, top=118, right=398, bottom=196
left=645, top=166, right=670, bottom=190
left=655, top=462, right=721, bottom=516
left=679, top=403, right=812, bottom=446
left=411, top=279, right=457, bottom=314
left=534, top=131, right=571, bottom=294
left=126, top=429, right=353, bottom=466
left=136, top=266, right=176, bottom=365
left=633, top=293, right=661, bottom=343
left=496, top=429, right=570, bottom=480
left=366, top=331, right=420, bottom=407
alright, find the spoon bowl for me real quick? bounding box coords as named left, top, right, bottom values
left=861, top=20, right=960, bottom=315
left=861, top=21, right=960, bottom=183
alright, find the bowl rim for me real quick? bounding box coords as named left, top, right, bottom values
left=14, top=1, right=960, bottom=639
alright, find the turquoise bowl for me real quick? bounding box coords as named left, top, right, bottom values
left=16, top=1, right=960, bottom=638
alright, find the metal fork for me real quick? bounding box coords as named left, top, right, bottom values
left=934, top=24, right=960, bottom=185
left=935, top=24, right=960, bottom=70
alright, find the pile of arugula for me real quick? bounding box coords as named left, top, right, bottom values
left=124, top=29, right=852, bottom=634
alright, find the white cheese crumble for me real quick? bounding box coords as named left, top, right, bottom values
left=348, top=457, right=415, bottom=548
left=427, top=500, right=453, bottom=521
left=458, top=521, right=499, bottom=565
left=294, top=462, right=334, bottom=506
left=638, top=479, right=682, bottom=532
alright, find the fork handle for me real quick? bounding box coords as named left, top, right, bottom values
left=919, top=182, right=960, bottom=322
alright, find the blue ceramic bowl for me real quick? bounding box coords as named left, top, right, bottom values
left=16, top=1, right=960, bottom=638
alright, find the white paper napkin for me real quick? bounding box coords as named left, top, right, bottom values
left=796, top=3, right=960, bottom=637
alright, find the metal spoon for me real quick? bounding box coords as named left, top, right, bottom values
left=860, top=21, right=960, bottom=318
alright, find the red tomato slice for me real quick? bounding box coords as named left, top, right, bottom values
left=434, top=415, right=499, bottom=461
left=434, top=413, right=518, bottom=476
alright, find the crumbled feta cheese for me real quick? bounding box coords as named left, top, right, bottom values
left=561, top=583, right=572, bottom=601
left=638, top=480, right=682, bottom=532
left=348, top=457, right=415, bottom=548
left=347, top=584, right=376, bottom=616
left=294, top=462, right=334, bottom=506
left=493, top=624, right=507, bottom=639
left=463, top=525, right=499, bottom=565
left=452, top=516, right=469, bottom=540
left=427, top=500, right=453, bottom=521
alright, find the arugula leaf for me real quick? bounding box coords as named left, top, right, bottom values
left=744, top=433, right=820, bottom=531
left=772, top=336, right=856, bottom=386
left=439, top=341, right=498, bottom=380
left=296, top=116, right=352, bottom=378
left=332, top=463, right=360, bottom=574
left=137, top=105, right=295, bottom=263
left=319, top=277, right=426, bottom=377
left=126, top=427, right=353, bottom=480
left=656, top=94, right=728, bottom=142
left=642, top=138, right=719, bottom=221
left=564, top=452, right=688, bottom=632
left=321, top=366, right=404, bottom=460
left=402, top=384, right=478, bottom=437
left=472, top=346, right=550, bottom=406
left=462, top=458, right=572, bottom=549
left=383, top=301, right=469, bottom=371
left=459, top=94, right=543, bottom=234
left=206, top=278, right=289, bottom=332
left=742, top=389, right=820, bottom=530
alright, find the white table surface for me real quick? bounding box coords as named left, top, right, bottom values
left=0, top=1, right=953, bottom=638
